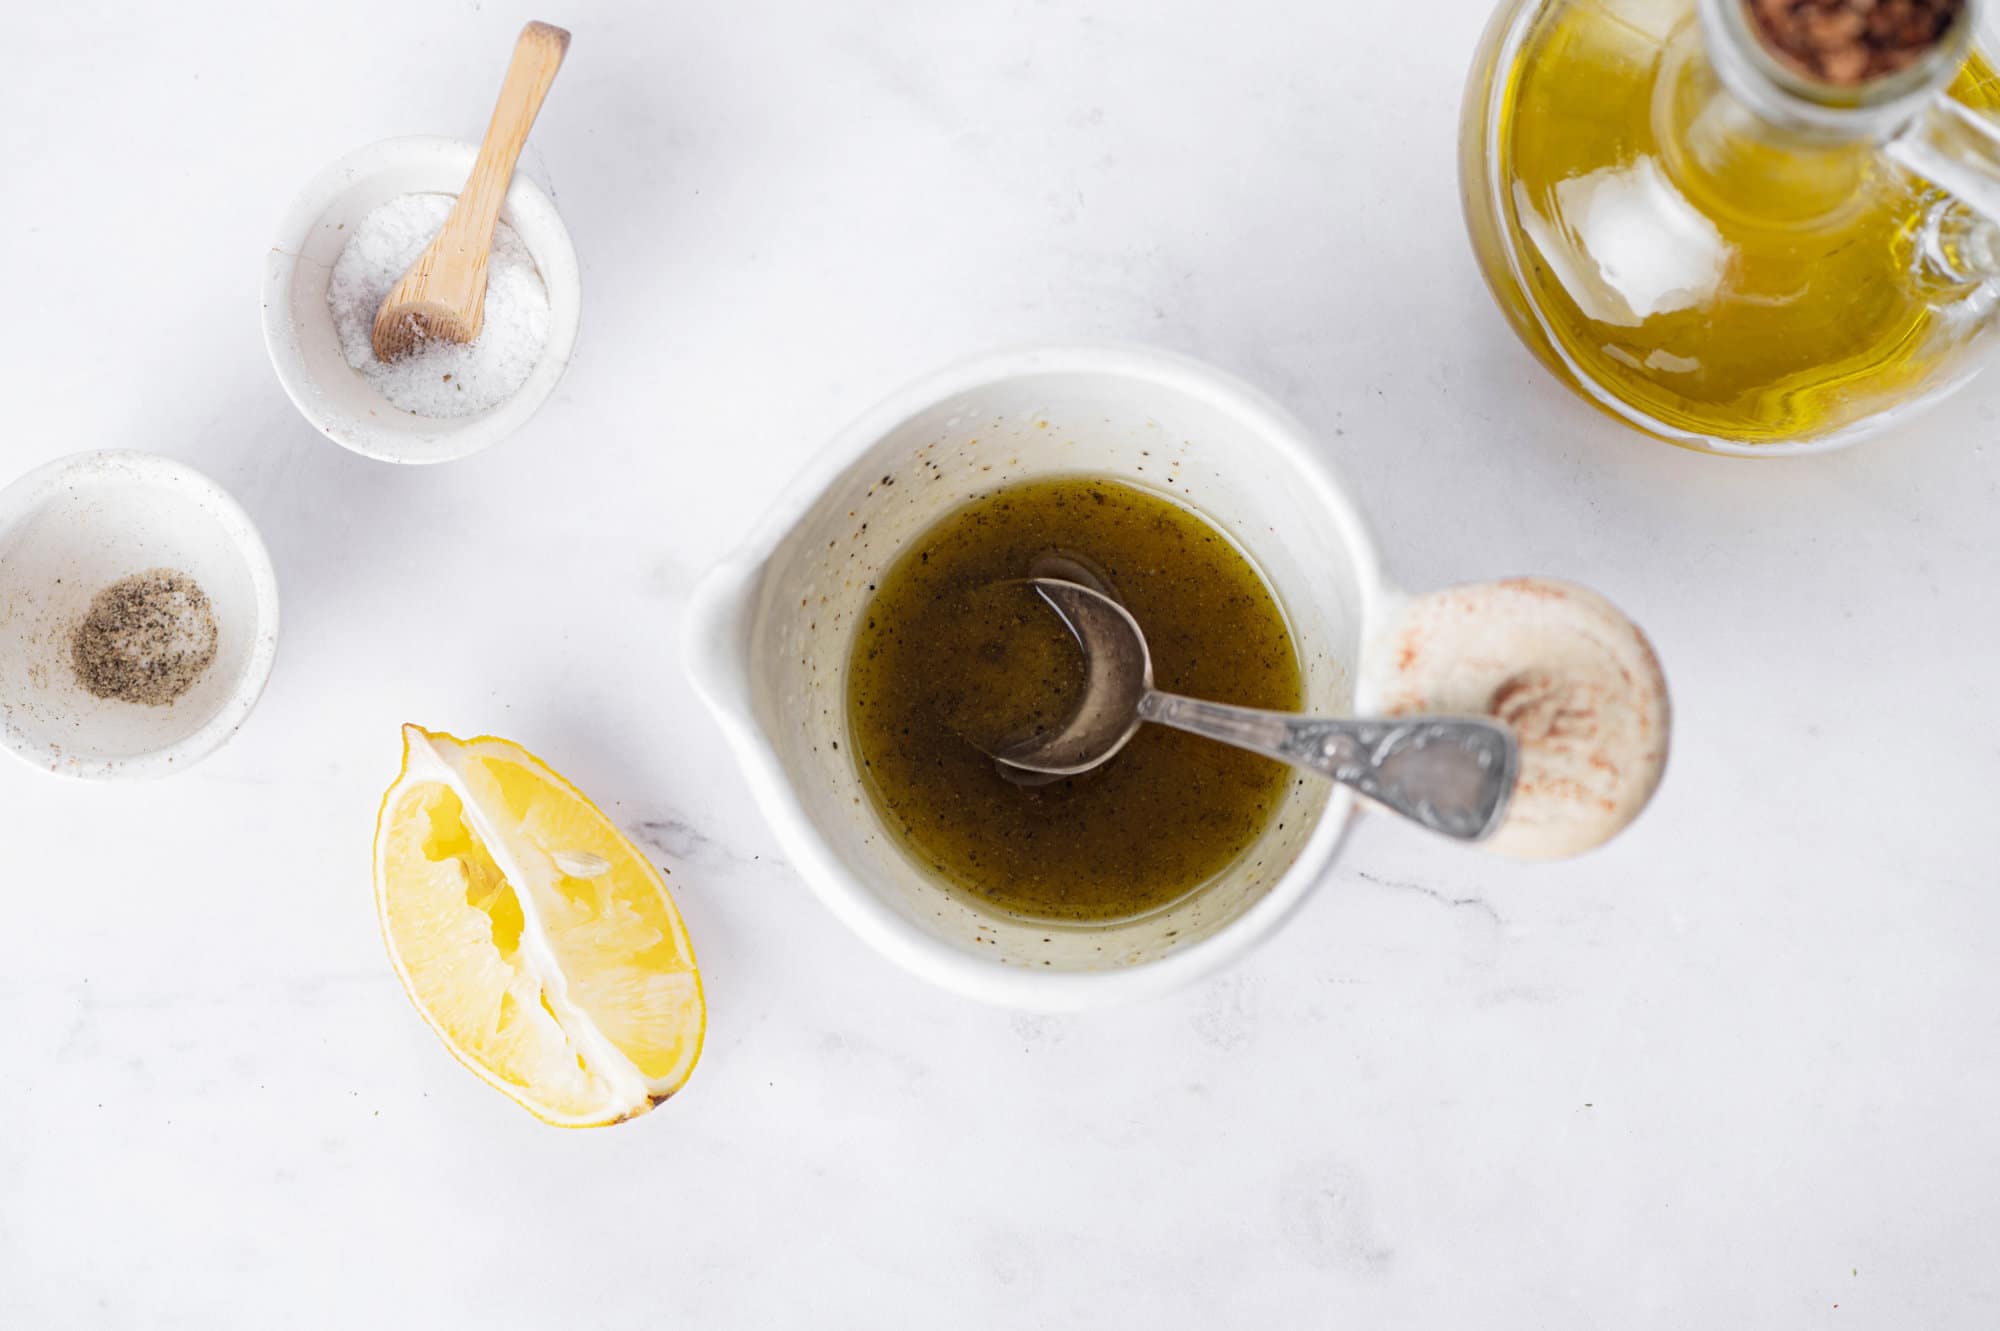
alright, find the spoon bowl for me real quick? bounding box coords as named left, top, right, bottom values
left=990, top=577, right=1153, bottom=777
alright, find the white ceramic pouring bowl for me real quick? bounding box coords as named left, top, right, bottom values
left=684, top=346, right=1667, bottom=1010
left=686, top=347, right=1385, bottom=1010
left=0, top=451, right=280, bottom=779
left=261, top=135, right=581, bottom=465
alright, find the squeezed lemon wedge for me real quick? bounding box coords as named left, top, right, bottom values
left=373, top=725, right=704, bottom=1126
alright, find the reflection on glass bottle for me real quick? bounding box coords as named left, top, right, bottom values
left=1461, top=0, right=2000, bottom=452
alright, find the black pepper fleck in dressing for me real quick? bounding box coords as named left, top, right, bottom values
left=847, top=476, right=1301, bottom=923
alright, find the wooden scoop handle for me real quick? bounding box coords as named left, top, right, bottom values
left=392, top=21, right=570, bottom=342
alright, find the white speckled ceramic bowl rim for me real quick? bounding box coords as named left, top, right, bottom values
left=260, top=135, right=581, bottom=465
left=0, top=451, right=280, bottom=779
left=684, top=344, right=1388, bottom=1010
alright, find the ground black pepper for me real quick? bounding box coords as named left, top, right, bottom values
left=69, top=568, right=218, bottom=706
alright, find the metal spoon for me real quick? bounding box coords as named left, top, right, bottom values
left=990, top=578, right=1520, bottom=842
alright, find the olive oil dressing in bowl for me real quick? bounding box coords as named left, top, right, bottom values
left=848, top=476, right=1303, bottom=924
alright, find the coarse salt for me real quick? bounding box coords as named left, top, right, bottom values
left=327, top=193, right=550, bottom=418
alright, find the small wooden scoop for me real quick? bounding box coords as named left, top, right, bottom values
left=372, top=21, right=571, bottom=363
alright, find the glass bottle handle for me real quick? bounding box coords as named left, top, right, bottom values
left=1887, top=97, right=2000, bottom=272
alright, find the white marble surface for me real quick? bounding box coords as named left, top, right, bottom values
left=4, top=1, right=1997, bottom=1325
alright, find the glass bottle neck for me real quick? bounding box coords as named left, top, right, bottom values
left=1686, top=0, right=2000, bottom=264
left=1661, top=8, right=1876, bottom=226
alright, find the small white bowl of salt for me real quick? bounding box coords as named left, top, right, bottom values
left=0, top=452, right=280, bottom=779
left=261, top=135, right=581, bottom=464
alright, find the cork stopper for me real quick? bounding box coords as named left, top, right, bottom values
left=1745, top=0, right=1966, bottom=86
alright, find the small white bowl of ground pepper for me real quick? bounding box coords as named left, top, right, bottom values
left=0, top=452, right=279, bottom=779
left=261, top=135, right=581, bottom=464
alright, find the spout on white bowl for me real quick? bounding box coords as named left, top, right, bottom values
left=681, top=557, right=762, bottom=739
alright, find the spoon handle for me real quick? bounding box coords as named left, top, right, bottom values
left=436, top=23, right=572, bottom=303
left=1136, top=692, right=1518, bottom=842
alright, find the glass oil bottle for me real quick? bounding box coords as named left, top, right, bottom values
left=1462, top=0, right=2000, bottom=452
